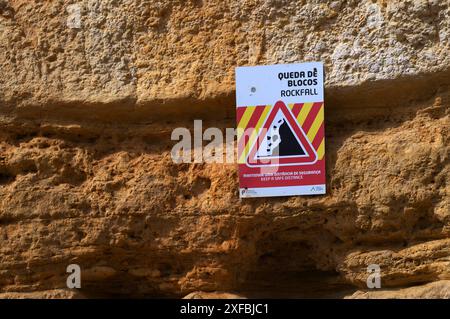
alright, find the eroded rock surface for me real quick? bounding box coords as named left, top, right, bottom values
left=0, top=0, right=449, bottom=298
left=347, top=280, right=450, bottom=299
left=0, top=289, right=86, bottom=299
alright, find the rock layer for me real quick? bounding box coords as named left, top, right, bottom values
left=347, top=280, right=450, bottom=299
left=0, top=0, right=449, bottom=298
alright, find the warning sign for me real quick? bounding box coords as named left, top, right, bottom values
left=236, top=62, right=326, bottom=198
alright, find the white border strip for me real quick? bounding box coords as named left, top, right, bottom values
left=239, top=184, right=326, bottom=198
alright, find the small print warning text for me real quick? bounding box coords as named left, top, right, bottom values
left=243, top=170, right=321, bottom=182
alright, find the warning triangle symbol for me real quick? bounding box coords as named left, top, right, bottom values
left=256, top=111, right=306, bottom=158
left=247, top=101, right=317, bottom=167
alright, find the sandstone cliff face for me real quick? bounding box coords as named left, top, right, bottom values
left=0, top=0, right=449, bottom=298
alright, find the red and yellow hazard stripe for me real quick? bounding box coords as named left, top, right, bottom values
left=237, top=102, right=325, bottom=163
left=237, top=105, right=271, bottom=164
left=290, top=102, right=325, bottom=161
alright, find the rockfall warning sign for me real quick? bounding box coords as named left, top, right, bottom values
left=236, top=62, right=326, bottom=198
